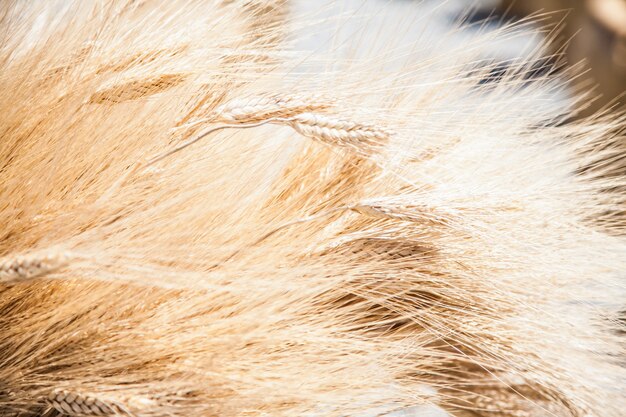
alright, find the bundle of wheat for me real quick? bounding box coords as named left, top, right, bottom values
left=0, top=1, right=624, bottom=416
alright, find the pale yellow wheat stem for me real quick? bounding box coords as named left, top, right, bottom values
left=211, top=206, right=350, bottom=268
left=96, top=46, right=189, bottom=75
left=316, top=237, right=435, bottom=259
left=146, top=120, right=273, bottom=166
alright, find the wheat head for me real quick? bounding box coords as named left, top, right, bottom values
left=46, top=390, right=131, bottom=417
left=0, top=251, right=70, bottom=285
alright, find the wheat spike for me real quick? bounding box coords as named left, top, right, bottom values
left=0, top=251, right=70, bottom=284
left=89, top=73, right=186, bottom=104
left=46, top=390, right=131, bottom=417
left=350, top=202, right=450, bottom=226
left=317, top=237, right=435, bottom=260
left=213, top=94, right=331, bottom=123
left=287, top=113, right=392, bottom=150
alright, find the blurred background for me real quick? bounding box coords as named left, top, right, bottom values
left=481, top=0, right=626, bottom=116
left=293, top=0, right=625, bottom=118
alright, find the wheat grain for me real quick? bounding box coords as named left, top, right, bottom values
left=0, top=251, right=70, bottom=284
left=46, top=390, right=131, bottom=416
left=89, top=73, right=186, bottom=104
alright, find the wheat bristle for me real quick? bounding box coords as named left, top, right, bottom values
left=0, top=251, right=70, bottom=284
left=89, top=73, right=186, bottom=104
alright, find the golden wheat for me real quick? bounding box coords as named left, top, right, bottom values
left=0, top=1, right=625, bottom=417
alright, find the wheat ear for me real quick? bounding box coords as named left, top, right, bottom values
left=285, top=113, right=392, bottom=150
left=349, top=202, right=450, bottom=226
left=213, top=94, right=332, bottom=123
left=46, top=390, right=132, bottom=417
left=0, top=251, right=70, bottom=284
left=216, top=201, right=444, bottom=267
left=173, top=93, right=330, bottom=131
left=89, top=73, right=186, bottom=104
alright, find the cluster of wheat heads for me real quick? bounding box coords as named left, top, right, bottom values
left=0, top=0, right=625, bottom=416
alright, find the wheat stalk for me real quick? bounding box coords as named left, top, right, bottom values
left=350, top=203, right=421, bottom=223
left=46, top=390, right=132, bottom=416
left=0, top=251, right=71, bottom=284
left=89, top=73, right=186, bottom=104
left=217, top=201, right=443, bottom=266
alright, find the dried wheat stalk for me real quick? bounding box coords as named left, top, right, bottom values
left=148, top=94, right=332, bottom=164
left=173, top=93, right=330, bottom=131
left=0, top=251, right=70, bottom=284
left=46, top=390, right=131, bottom=416
left=89, top=73, right=186, bottom=104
